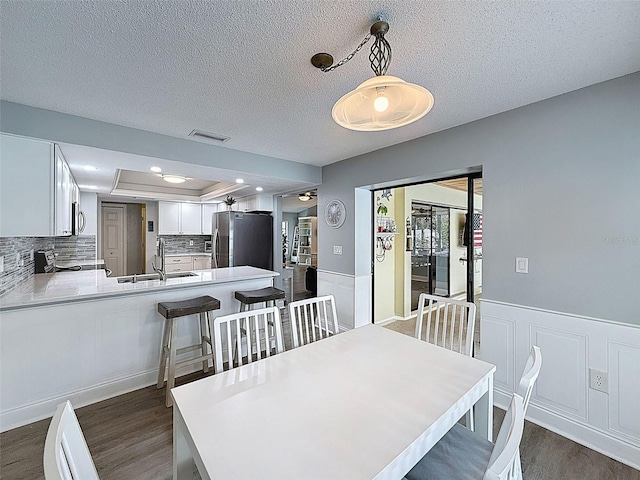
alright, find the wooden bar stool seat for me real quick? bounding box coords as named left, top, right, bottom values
left=156, top=295, right=220, bottom=407
left=234, top=287, right=285, bottom=311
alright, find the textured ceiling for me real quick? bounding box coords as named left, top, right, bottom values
left=1, top=1, right=639, bottom=168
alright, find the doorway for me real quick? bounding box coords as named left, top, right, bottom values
left=101, top=202, right=146, bottom=277
left=410, top=203, right=450, bottom=309
left=372, top=174, right=483, bottom=325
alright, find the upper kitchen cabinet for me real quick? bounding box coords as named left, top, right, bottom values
left=158, top=202, right=202, bottom=235
left=201, top=203, right=219, bottom=235
left=237, top=194, right=273, bottom=212
left=0, top=134, right=78, bottom=237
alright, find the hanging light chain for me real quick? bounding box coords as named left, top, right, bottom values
left=318, top=32, right=372, bottom=73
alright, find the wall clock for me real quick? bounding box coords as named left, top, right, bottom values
left=325, top=199, right=346, bottom=229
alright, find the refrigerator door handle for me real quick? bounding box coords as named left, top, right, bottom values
left=213, top=228, right=219, bottom=268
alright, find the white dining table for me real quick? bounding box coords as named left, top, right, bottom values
left=172, top=323, right=495, bottom=480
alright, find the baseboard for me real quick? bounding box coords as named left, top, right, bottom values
left=494, top=387, right=640, bottom=470
left=0, top=363, right=201, bottom=432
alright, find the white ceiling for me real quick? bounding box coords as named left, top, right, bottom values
left=2, top=1, right=639, bottom=170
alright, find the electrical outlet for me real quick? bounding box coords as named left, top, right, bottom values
left=0, top=256, right=4, bottom=274
left=189, top=240, right=194, bottom=246
left=16, top=253, right=24, bottom=268
left=589, top=368, right=608, bottom=393
left=515, top=257, right=529, bottom=274
left=333, top=245, right=342, bottom=255
left=30, top=250, right=34, bottom=261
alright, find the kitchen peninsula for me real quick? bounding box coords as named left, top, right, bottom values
left=0, top=266, right=278, bottom=431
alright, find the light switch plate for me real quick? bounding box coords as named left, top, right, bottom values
left=189, top=240, right=194, bottom=246
left=0, top=256, right=4, bottom=274
left=333, top=245, right=343, bottom=255
left=515, top=257, right=529, bottom=274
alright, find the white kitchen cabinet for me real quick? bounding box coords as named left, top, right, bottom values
left=164, top=255, right=193, bottom=273
left=158, top=202, right=202, bottom=235
left=201, top=204, right=218, bottom=235
left=0, top=134, right=78, bottom=237
left=193, top=256, right=212, bottom=270
left=237, top=194, right=273, bottom=212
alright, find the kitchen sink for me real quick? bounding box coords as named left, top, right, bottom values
left=116, top=271, right=198, bottom=283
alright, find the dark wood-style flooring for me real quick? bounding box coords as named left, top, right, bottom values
left=1, top=277, right=638, bottom=479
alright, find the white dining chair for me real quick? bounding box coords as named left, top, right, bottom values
left=288, top=295, right=339, bottom=348
left=517, top=345, right=543, bottom=414
left=406, top=393, right=525, bottom=480
left=415, top=293, right=476, bottom=356
left=43, top=400, right=99, bottom=480
left=213, top=306, right=284, bottom=373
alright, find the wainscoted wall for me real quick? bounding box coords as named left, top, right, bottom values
left=159, top=235, right=212, bottom=254
left=317, top=270, right=371, bottom=331
left=480, top=300, right=640, bottom=470
left=0, top=235, right=96, bottom=296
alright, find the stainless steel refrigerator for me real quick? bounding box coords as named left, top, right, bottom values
left=211, top=211, right=273, bottom=270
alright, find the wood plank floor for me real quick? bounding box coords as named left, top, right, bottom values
left=2, top=324, right=638, bottom=479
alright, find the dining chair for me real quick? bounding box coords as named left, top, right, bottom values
left=43, top=400, right=100, bottom=480
left=517, top=345, right=543, bottom=414
left=213, top=306, right=284, bottom=373
left=288, top=294, right=339, bottom=348
left=414, top=293, right=476, bottom=357
left=405, top=393, right=525, bottom=480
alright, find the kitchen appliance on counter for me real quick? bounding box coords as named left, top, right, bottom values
left=204, top=240, right=212, bottom=253
left=212, top=212, right=273, bottom=270
left=34, top=250, right=56, bottom=273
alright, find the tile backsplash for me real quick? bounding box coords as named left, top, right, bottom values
left=160, top=235, right=212, bottom=254
left=0, top=235, right=96, bottom=296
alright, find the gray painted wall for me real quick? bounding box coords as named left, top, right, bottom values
left=0, top=101, right=321, bottom=184
left=319, top=73, right=640, bottom=325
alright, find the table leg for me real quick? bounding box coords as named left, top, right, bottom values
left=174, top=406, right=199, bottom=479
left=474, top=374, right=494, bottom=441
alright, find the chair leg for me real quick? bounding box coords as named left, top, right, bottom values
left=156, top=318, right=171, bottom=388
left=166, top=318, right=178, bottom=407
left=206, top=311, right=215, bottom=372
left=199, top=313, right=209, bottom=373
left=466, top=407, right=475, bottom=432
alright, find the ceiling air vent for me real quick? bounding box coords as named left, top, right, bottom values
left=188, top=129, right=230, bottom=143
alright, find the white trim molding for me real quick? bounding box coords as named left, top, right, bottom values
left=480, top=299, right=640, bottom=470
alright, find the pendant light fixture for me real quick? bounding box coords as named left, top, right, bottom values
left=311, top=20, right=434, bottom=131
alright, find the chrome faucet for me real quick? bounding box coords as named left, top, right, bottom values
left=152, top=238, right=167, bottom=281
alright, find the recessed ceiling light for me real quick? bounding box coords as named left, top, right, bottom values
left=162, top=174, right=187, bottom=184
left=150, top=166, right=162, bottom=173
left=79, top=185, right=98, bottom=190
left=256, top=187, right=263, bottom=192
left=236, top=178, right=244, bottom=184
left=83, top=165, right=98, bottom=171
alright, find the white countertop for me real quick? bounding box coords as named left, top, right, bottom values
left=165, top=253, right=211, bottom=257
left=0, top=266, right=277, bottom=311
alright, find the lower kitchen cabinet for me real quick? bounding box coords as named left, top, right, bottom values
left=165, top=255, right=193, bottom=272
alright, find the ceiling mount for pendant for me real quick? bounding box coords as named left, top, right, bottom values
left=311, top=19, right=434, bottom=132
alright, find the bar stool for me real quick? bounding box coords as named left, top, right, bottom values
left=234, top=286, right=286, bottom=311
left=156, top=295, right=220, bottom=407
left=233, top=287, right=285, bottom=358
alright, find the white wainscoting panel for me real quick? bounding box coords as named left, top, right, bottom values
left=609, top=341, right=640, bottom=444
left=530, top=326, right=587, bottom=421
left=480, top=299, right=640, bottom=470
left=479, top=315, right=514, bottom=392
left=317, top=270, right=371, bottom=331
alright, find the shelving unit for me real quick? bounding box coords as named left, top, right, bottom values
left=291, top=226, right=299, bottom=263
left=296, top=216, right=317, bottom=266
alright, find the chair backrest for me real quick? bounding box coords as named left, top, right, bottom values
left=213, top=306, right=284, bottom=373
left=43, top=400, right=99, bottom=480
left=516, top=345, right=542, bottom=414
left=288, top=295, right=339, bottom=348
left=484, top=394, right=525, bottom=480
left=415, top=293, right=476, bottom=356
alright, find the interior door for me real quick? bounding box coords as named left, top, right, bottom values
left=102, top=205, right=125, bottom=277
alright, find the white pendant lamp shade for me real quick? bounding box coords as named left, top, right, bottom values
left=332, top=75, right=434, bottom=131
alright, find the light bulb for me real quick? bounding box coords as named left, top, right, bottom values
left=374, top=90, right=389, bottom=112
